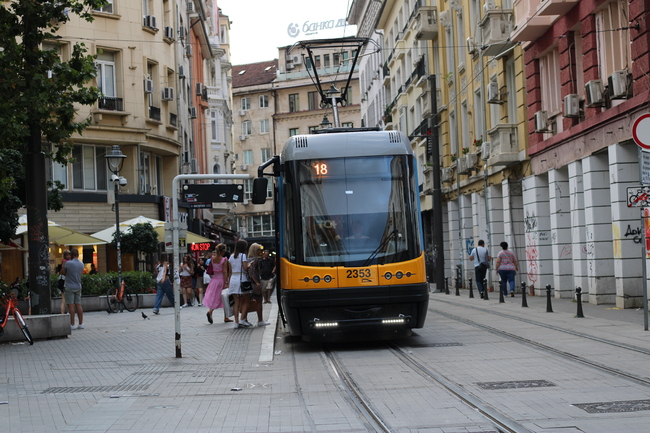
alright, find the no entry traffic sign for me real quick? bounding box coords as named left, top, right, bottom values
left=633, top=114, right=650, bottom=150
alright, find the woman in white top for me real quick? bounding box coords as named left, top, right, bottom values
left=229, top=240, right=251, bottom=328
left=179, top=254, right=194, bottom=307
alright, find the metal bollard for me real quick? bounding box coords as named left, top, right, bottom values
left=445, top=278, right=450, bottom=295
left=575, top=287, right=585, bottom=318
left=499, top=278, right=505, bottom=303
left=546, top=284, right=553, bottom=313
left=521, top=281, right=528, bottom=308
left=483, top=279, right=489, bottom=300
left=444, top=277, right=449, bottom=294
left=455, top=281, right=460, bottom=296
left=468, top=277, right=474, bottom=298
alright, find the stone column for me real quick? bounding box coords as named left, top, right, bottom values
left=522, top=174, right=552, bottom=295
left=549, top=168, right=573, bottom=298
left=568, top=160, right=588, bottom=292
left=609, top=143, right=644, bottom=308
left=487, top=183, right=504, bottom=286
left=502, top=179, right=526, bottom=283
left=583, top=153, right=615, bottom=304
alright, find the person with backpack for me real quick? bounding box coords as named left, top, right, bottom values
left=469, top=239, right=491, bottom=298
left=153, top=253, right=174, bottom=315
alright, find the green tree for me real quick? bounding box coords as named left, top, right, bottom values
left=114, top=223, right=160, bottom=255
left=0, top=0, right=106, bottom=242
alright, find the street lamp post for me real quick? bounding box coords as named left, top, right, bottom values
left=105, top=146, right=126, bottom=286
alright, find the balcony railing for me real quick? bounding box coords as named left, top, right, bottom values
left=149, top=106, right=161, bottom=121
left=98, top=97, right=124, bottom=111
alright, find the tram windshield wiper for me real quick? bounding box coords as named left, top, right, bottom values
left=362, top=229, right=399, bottom=267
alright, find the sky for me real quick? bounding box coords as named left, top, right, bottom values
left=218, top=0, right=358, bottom=66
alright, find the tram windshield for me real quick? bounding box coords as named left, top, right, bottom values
left=296, top=155, right=419, bottom=266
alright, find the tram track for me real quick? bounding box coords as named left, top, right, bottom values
left=322, top=342, right=532, bottom=433
left=430, top=305, right=650, bottom=388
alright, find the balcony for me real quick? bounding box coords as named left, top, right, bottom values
left=413, top=6, right=438, bottom=40
left=441, top=167, right=453, bottom=184
left=480, top=9, right=517, bottom=56
left=537, top=0, right=579, bottom=16
left=98, top=97, right=124, bottom=111
left=422, top=167, right=434, bottom=194
left=486, top=124, right=520, bottom=167
left=511, top=0, right=558, bottom=42
left=148, top=106, right=161, bottom=121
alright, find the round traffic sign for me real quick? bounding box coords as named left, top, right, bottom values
left=633, top=113, right=650, bottom=150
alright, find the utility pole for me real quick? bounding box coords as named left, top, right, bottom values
left=428, top=75, right=445, bottom=292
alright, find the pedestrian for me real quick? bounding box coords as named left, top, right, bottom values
left=469, top=239, right=490, bottom=298
left=179, top=254, right=194, bottom=307
left=153, top=253, right=174, bottom=315
left=61, top=248, right=84, bottom=330
left=245, top=243, right=270, bottom=327
left=58, top=250, right=71, bottom=314
left=229, top=239, right=251, bottom=328
left=495, top=241, right=519, bottom=297
left=89, top=263, right=98, bottom=275
left=194, top=256, right=208, bottom=306
left=258, top=249, right=276, bottom=304
left=204, top=243, right=232, bottom=324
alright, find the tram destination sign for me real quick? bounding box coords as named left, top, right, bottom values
left=627, top=186, right=650, bottom=207
left=182, top=184, right=244, bottom=204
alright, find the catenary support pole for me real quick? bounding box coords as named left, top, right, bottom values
left=172, top=174, right=249, bottom=358
left=642, top=208, right=648, bottom=331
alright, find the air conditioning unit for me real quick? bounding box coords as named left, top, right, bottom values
left=144, top=79, right=154, bottom=93
left=467, top=37, right=477, bottom=55
left=195, top=82, right=203, bottom=95
left=483, top=0, right=496, bottom=14
left=187, top=2, right=195, bottom=13
left=178, top=26, right=186, bottom=39
left=441, top=167, right=452, bottom=183
left=189, top=107, right=197, bottom=118
left=191, top=158, right=198, bottom=173
left=163, top=26, right=174, bottom=39
left=144, top=15, right=157, bottom=29
left=534, top=110, right=549, bottom=133
left=286, top=59, right=294, bottom=70
left=481, top=141, right=490, bottom=160
left=585, top=80, right=604, bottom=107
left=185, top=45, right=192, bottom=57
left=608, top=70, right=630, bottom=99
left=292, top=55, right=301, bottom=64
left=238, top=110, right=246, bottom=116
left=178, top=65, right=185, bottom=78
left=487, top=81, right=502, bottom=104
left=238, top=135, right=248, bottom=141
left=564, top=94, right=581, bottom=118
left=240, top=164, right=248, bottom=171
left=162, top=87, right=175, bottom=101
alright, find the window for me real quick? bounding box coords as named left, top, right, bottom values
left=456, top=10, right=465, bottom=70
left=342, top=86, right=352, bottom=104
left=309, top=125, right=319, bottom=133
left=242, top=120, right=252, bottom=135
left=324, top=54, right=330, bottom=68
left=260, top=119, right=269, bottom=133
left=261, top=148, right=271, bottom=162
left=308, top=91, right=319, bottom=110
left=315, top=55, right=321, bottom=67
left=139, top=151, right=153, bottom=194
left=72, top=145, right=108, bottom=191
left=539, top=48, right=561, bottom=115
left=247, top=214, right=275, bottom=237
left=211, top=110, right=220, bottom=141
left=289, top=128, right=299, bottom=136
left=333, top=52, right=340, bottom=66
left=94, top=0, right=113, bottom=13
left=244, top=179, right=253, bottom=200
left=266, top=181, right=273, bottom=198
left=595, top=0, right=631, bottom=80
left=241, top=97, right=250, bottom=110
left=243, top=150, right=253, bottom=165
left=342, top=122, right=353, bottom=128
left=96, top=52, right=116, bottom=97
left=259, top=94, right=268, bottom=108
left=289, top=93, right=299, bottom=112
left=46, top=149, right=68, bottom=190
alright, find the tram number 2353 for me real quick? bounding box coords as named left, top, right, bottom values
left=347, top=268, right=371, bottom=279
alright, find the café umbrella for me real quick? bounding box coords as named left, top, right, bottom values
left=15, top=215, right=107, bottom=246
left=91, top=216, right=212, bottom=244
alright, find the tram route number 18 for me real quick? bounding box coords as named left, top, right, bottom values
left=347, top=269, right=371, bottom=278
left=313, top=162, right=328, bottom=176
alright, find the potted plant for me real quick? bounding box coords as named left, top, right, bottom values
left=450, top=153, right=457, bottom=162
left=462, top=147, right=470, bottom=155
left=473, top=136, right=483, bottom=148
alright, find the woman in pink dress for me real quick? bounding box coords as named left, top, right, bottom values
left=204, top=244, right=232, bottom=324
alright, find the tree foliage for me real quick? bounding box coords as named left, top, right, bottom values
left=114, top=223, right=160, bottom=255
left=0, top=0, right=107, bottom=242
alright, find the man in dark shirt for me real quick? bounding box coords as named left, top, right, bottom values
left=258, top=250, right=276, bottom=304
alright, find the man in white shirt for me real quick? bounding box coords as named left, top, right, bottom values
left=469, top=239, right=491, bottom=298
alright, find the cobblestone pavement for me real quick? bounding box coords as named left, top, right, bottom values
left=1, top=289, right=650, bottom=432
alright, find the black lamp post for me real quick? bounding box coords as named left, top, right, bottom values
left=105, top=145, right=126, bottom=286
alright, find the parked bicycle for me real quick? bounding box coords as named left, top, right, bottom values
left=106, top=278, right=139, bottom=313
left=0, top=293, right=33, bottom=345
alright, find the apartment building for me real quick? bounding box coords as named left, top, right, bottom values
left=512, top=0, right=650, bottom=307
left=31, top=0, right=228, bottom=273
left=231, top=42, right=362, bottom=250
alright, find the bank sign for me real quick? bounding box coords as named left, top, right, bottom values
left=287, top=18, right=348, bottom=38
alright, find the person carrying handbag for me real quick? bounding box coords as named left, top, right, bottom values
left=228, top=240, right=252, bottom=328
left=244, top=243, right=270, bottom=328
left=203, top=244, right=232, bottom=324
left=469, top=239, right=491, bottom=298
